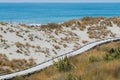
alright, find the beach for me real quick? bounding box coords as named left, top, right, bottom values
left=0, top=17, right=120, bottom=74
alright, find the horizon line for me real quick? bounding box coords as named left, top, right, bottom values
left=0, top=2, right=120, bottom=3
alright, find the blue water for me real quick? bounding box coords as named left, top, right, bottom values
left=0, top=3, right=120, bottom=24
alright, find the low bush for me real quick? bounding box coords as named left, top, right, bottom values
left=54, top=56, right=74, bottom=72
left=103, top=47, right=120, bottom=60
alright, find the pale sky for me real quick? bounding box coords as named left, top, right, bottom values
left=0, top=0, right=120, bottom=2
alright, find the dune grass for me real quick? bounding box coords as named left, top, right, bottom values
left=0, top=54, right=35, bottom=74
left=11, top=41, right=120, bottom=80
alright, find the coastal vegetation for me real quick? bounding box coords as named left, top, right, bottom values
left=0, top=17, right=120, bottom=76
left=54, top=56, right=74, bottom=72
left=0, top=54, right=35, bottom=74
left=12, top=41, right=120, bottom=80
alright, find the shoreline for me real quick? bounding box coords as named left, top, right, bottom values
left=0, top=16, right=120, bottom=25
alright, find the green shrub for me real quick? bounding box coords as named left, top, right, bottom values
left=54, top=56, right=74, bottom=72
left=103, top=47, right=120, bottom=61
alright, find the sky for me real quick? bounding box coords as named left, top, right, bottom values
left=0, top=0, right=120, bottom=2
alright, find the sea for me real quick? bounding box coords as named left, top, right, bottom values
left=0, top=3, right=120, bottom=24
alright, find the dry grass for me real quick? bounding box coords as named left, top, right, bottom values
left=22, top=17, right=120, bottom=40
left=0, top=22, right=8, bottom=25
left=0, top=54, right=35, bottom=74
left=41, top=23, right=61, bottom=31
left=1, top=16, right=119, bottom=79
left=87, top=25, right=113, bottom=39
left=11, top=41, right=120, bottom=80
